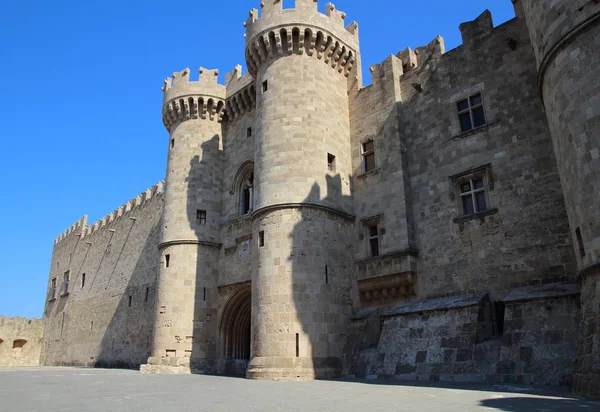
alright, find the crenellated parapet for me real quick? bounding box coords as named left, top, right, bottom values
left=53, top=182, right=164, bottom=246
left=225, top=66, right=257, bottom=120
left=244, top=0, right=359, bottom=77
left=162, top=68, right=227, bottom=131
left=54, top=216, right=88, bottom=245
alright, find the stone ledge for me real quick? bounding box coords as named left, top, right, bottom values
left=383, top=293, right=489, bottom=318
left=453, top=208, right=499, bottom=224
left=503, top=283, right=581, bottom=303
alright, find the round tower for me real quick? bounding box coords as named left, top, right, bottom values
left=146, top=68, right=226, bottom=373
left=244, top=0, right=359, bottom=379
left=513, top=0, right=600, bottom=398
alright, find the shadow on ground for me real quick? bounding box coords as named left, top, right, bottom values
left=479, top=396, right=600, bottom=411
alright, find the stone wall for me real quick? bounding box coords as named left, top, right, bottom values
left=42, top=183, right=163, bottom=368
left=0, top=317, right=43, bottom=367
left=574, top=269, right=600, bottom=398
left=349, top=284, right=580, bottom=385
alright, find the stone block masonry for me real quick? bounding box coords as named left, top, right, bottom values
left=0, top=317, right=43, bottom=367
left=38, top=0, right=599, bottom=397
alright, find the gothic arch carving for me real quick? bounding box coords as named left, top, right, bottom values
left=219, top=285, right=252, bottom=360
left=230, top=161, right=255, bottom=215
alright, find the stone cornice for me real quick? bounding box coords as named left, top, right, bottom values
left=245, top=23, right=357, bottom=78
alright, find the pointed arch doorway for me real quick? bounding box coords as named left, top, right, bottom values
left=220, top=285, right=252, bottom=374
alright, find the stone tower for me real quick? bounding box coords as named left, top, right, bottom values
left=514, top=0, right=600, bottom=398
left=148, top=68, right=226, bottom=371
left=244, top=0, right=359, bottom=379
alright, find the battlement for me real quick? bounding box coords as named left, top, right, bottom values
left=162, top=67, right=228, bottom=131
left=54, top=216, right=87, bottom=245
left=244, top=1, right=359, bottom=77
left=54, top=182, right=164, bottom=246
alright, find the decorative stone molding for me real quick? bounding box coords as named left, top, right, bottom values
left=245, top=25, right=357, bottom=77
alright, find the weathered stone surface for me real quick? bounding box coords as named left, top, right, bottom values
left=38, top=0, right=599, bottom=393
left=0, top=317, right=43, bottom=367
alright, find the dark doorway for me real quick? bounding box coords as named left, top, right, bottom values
left=220, top=287, right=252, bottom=363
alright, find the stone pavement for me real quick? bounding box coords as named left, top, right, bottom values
left=0, top=368, right=598, bottom=412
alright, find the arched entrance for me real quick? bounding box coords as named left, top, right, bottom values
left=220, top=286, right=252, bottom=362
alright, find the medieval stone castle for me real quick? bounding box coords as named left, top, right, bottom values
left=2, top=0, right=597, bottom=399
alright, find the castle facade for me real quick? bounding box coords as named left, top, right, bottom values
left=40, top=0, right=599, bottom=398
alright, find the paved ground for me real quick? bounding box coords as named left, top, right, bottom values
left=0, top=368, right=599, bottom=412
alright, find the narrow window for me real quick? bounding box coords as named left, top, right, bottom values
left=165, top=254, right=170, bottom=268
left=62, top=271, right=70, bottom=296
left=81, top=273, right=86, bottom=288
left=262, top=80, right=268, bottom=93
left=296, top=333, right=300, bottom=357
left=457, top=92, right=486, bottom=133
left=327, top=153, right=336, bottom=172
left=362, top=140, right=375, bottom=173
left=196, top=210, right=207, bottom=225
left=203, top=287, right=207, bottom=301
left=366, top=223, right=380, bottom=257
left=128, top=296, right=132, bottom=307
left=90, top=321, right=94, bottom=331
left=144, top=287, right=150, bottom=303
left=50, top=278, right=57, bottom=300
left=258, top=231, right=265, bottom=248
left=325, top=265, right=329, bottom=284
left=105, top=244, right=111, bottom=255
left=459, top=178, right=487, bottom=216
left=241, top=172, right=254, bottom=215
left=576, top=227, right=585, bottom=258
left=247, top=127, right=252, bottom=138
left=170, top=138, right=175, bottom=149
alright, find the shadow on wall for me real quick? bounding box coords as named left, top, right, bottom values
left=95, top=219, right=161, bottom=369
left=288, top=175, right=355, bottom=377
left=187, top=135, right=222, bottom=372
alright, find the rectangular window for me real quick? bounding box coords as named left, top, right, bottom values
left=196, top=210, right=207, bottom=225
left=247, top=127, right=252, bottom=138
left=327, top=153, right=336, bottom=172
left=165, top=254, right=170, bottom=268
left=457, top=93, right=486, bottom=132
left=362, top=140, right=376, bottom=173
left=366, top=222, right=380, bottom=257
left=128, top=296, right=132, bottom=307
left=262, top=80, right=268, bottom=93
left=258, top=231, right=265, bottom=248
left=50, top=278, right=57, bottom=300
left=171, top=138, right=175, bottom=149
left=145, top=287, right=150, bottom=303
left=81, top=273, right=86, bottom=288
left=459, top=178, right=488, bottom=216
left=296, top=333, right=300, bottom=357
left=62, top=271, right=70, bottom=295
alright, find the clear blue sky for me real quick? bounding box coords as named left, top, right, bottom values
left=0, top=0, right=515, bottom=318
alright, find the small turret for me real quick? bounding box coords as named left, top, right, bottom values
left=147, top=65, right=226, bottom=373
left=244, top=0, right=360, bottom=78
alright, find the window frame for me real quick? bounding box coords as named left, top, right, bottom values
left=62, top=271, right=70, bottom=297
left=456, top=92, right=487, bottom=133
left=450, top=164, right=495, bottom=221
left=196, top=209, right=207, bottom=226
left=327, top=153, right=336, bottom=172
left=361, top=139, right=376, bottom=174
left=364, top=219, right=381, bottom=258
left=50, top=277, right=57, bottom=300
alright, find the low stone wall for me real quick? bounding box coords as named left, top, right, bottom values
left=574, top=269, right=600, bottom=398
left=348, top=284, right=581, bottom=386
left=0, top=317, right=43, bottom=367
